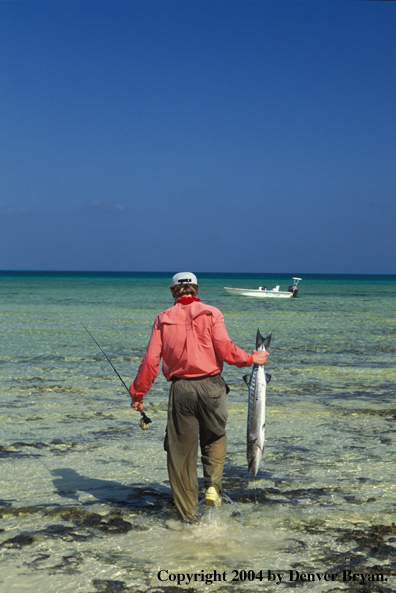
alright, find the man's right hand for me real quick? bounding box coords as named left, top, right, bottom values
left=131, top=400, right=144, bottom=412
left=252, top=350, right=269, bottom=365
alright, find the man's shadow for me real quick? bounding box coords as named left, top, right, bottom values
left=51, top=468, right=173, bottom=511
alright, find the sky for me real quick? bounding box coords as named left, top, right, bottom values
left=1, top=1, right=395, bottom=275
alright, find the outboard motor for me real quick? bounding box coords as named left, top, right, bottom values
left=288, top=277, right=301, bottom=297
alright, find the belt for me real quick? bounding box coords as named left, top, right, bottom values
left=171, top=373, right=221, bottom=382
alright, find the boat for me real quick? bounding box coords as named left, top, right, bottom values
left=224, top=277, right=302, bottom=299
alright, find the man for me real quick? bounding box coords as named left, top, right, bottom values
left=129, top=272, right=268, bottom=523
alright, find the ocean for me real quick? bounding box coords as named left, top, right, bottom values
left=1, top=272, right=395, bottom=593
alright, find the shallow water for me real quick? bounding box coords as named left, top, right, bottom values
left=1, top=272, right=396, bottom=593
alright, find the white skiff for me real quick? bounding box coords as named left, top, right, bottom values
left=224, top=277, right=302, bottom=298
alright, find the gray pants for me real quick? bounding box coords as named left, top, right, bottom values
left=164, top=374, right=228, bottom=522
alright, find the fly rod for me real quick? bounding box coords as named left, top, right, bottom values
left=80, top=322, right=152, bottom=429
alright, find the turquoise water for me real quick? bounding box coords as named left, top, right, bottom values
left=1, top=272, right=396, bottom=593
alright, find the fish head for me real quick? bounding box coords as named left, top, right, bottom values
left=247, top=442, right=263, bottom=478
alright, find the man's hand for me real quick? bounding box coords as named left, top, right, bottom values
left=131, top=399, right=144, bottom=412
left=252, top=350, right=269, bottom=365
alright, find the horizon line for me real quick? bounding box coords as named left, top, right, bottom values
left=1, top=270, right=396, bottom=278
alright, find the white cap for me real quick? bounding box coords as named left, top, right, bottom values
left=171, top=272, right=198, bottom=286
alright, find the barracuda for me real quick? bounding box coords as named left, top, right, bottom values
left=244, top=329, right=272, bottom=477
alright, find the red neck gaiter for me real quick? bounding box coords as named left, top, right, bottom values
left=175, top=296, right=201, bottom=305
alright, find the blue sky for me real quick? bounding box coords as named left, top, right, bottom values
left=1, top=1, right=395, bottom=274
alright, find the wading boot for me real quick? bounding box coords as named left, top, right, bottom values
left=205, top=487, right=221, bottom=507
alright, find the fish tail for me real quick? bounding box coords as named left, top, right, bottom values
left=256, top=328, right=272, bottom=350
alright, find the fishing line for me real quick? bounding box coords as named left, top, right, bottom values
left=80, top=322, right=152, bottom=429
left=254, top=482, right=258, bottom=505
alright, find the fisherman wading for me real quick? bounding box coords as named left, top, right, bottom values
left=129, top=272, right=269, bottom=523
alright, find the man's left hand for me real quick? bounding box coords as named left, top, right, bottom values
left=252, top=350, right=269, bottom=365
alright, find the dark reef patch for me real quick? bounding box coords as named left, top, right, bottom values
left=92, top=582, right=198, bottom=593
left=92, top=425, right=135, bottom=440
left=58, top=507, right=146, bottom=533
left=126, top=486, right=174, bottom=512
left=0, top=444, right=43, bottom=459
left=23, top=553, right=51, bottom=567
left=224, top=482, right=338, bottom=507
left=1, top=525, right=89, bottom=548
left=294, top=523, right=396, bottom=591
left=11, top=441, right=48, bottom=449
left=222, top=460, right=341, bottom=508
left=0, top=506, right=148, bottom=549
left=1, top=440, right=82, bottom=458
left=48, top=553, right=85, bottom=574
left=23, top=552, right=84, bottom=574
left=335, top=524, right=396, bottom=562
left=349, top=582, right=393, bottom=593
left=351, top=408, right=396, bottom=420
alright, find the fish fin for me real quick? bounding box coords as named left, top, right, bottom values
left=243, top=374, right=251, bottom=386
left=256, top=328, right=264, bottom=350
left=265, top=372, right=272, bottom=384
left=263, top=331, right=272, bottom=350
left=256, top=328, right=272, bottom=350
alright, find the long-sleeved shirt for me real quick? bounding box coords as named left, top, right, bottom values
left=129, top=297, right=253, bottom=401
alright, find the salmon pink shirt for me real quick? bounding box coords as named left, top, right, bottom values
left=129, top=297, right=253, bottom=402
